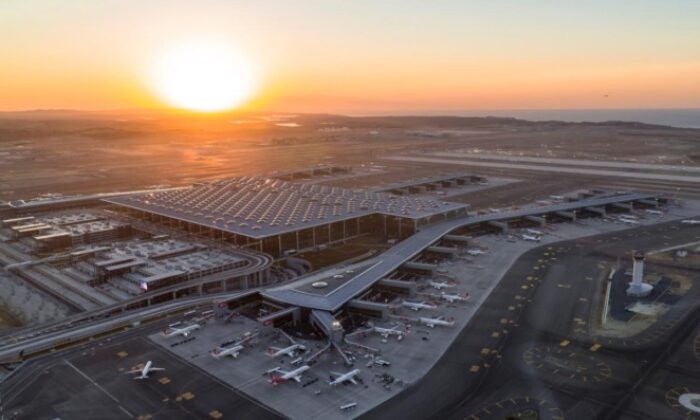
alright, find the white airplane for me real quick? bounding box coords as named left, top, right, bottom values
left=428, top=279, right=455, bottom=290
left=124, top=360, right=165, bottom=380
left=440, top=292, right=470, bottom=303
left=401, top=300, right=438, bottom=311
left=682, top=219, right=700, bottom=225
left=419, top=317, right=455, bottom=328
left=526, top=228, right=543, bottom=236
left=267, top=343, right=306, bottom=359
left=521, top=234, right=541, bottom=242
left=645, top=209, right=663, bottom=216
left=619, top=217, right=640, bottom=225
left=466, top=248, right=486, bottom=256
left=211, top=344, right=244, bottom=359
left=267, top=365, right=310, bottom=385
left=374, top=325, right=406, bottom=339
left=161, top=323, right=200, bottom=338
left=328, top=369, right=361, bottom=386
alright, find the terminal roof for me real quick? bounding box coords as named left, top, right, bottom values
left=105, top=177, right=466, bottom=239
left=261, top=192, right=656, bottom=311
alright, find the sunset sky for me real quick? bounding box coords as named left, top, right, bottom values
left=1, top=0, right=699, bottom=113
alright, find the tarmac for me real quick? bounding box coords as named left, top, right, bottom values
left=1, top=322, right=282, bottom=420
left=362, top=207, right=700, bottom=419
left=146, top=200, right=700, bottom=419
left=5, top=201, right=700, bottom=419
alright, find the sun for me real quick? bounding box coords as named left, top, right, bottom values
left=150, top=40, right=257, bottom=112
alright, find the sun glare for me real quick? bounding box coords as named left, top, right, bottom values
left=150, top=41, right=256, bottom=112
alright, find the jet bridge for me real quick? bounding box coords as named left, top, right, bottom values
left=310, top=309, right=344, bottom=343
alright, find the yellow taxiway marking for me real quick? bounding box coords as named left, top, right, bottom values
left=176, top=392, right=195, bottom=402
left=209, top=410, right=223, bottom=419
left=158, top=377, right=171, bottom=384
left=469, top=365, right=480, bottom=373
left=116, top=351, right=128, bottom=358
left=559, top=340, right=570, bottom=347
left=500, top=318, right=509, bottom=324
left=557, top=284, right=571, bottom=289
left=491, top=331, right=501, bottom=338
left=481, top=348, right=491, bottom=355
left=590, top=343, right=602, bottom=352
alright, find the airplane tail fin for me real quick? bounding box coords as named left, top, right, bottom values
left=268, top=375, right=284, bottom=385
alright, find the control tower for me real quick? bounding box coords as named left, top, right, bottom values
left=626, top=251, right=653, bottom=297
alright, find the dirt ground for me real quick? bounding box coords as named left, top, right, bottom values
left=2, top=112, right=700, bottom=201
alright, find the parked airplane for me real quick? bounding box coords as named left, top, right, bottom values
left=526, top=228, right=543, bottom=236
left=267, top=365, right=310, bottom=385
left=162, top=323, right=200, bottom=338
left=419, top=317, right=456, bottom=328
left=124, top=360, right=165, bottom=379
left=682, top=219, right=700, bottom=225
left=211, top=344, right=244, bottom=359
left=466, top=248, right=486, bottom=256
left=401, top=300, right=438, bottom=311
left=521, top=234, right=541, bottom=242
left=619, top=217, right=640, bottom=225
left=428, top=279, right=455, bottom=290
left=645, top=209, right=663, bottom=216
left=328, top=369, right=361, bottom=386
left=374, top=325, right=406, bottom=339
left=267, top=343, right=306, bottom=358
left=440, top=292, right=470, bottom=303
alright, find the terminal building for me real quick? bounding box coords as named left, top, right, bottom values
left=208, top=191, right=663, bottom=344
left=1, top=212, right=132, bottom=252
left=106, top=177, right=468, bottom=257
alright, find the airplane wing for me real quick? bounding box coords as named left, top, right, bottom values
left=124, top=369, right=142, bottom=374
left=350, top=378, right=358, bottom=385
left=268, top=346, right=282, bottom=352
left=329, top=371, right=342, bottom=379
left=292, top=375, right=303, bottom=383
left=149, top=367, right=165, bottom=371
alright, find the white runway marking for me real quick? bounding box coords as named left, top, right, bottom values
left=64, top=359, right=134, bottom=418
